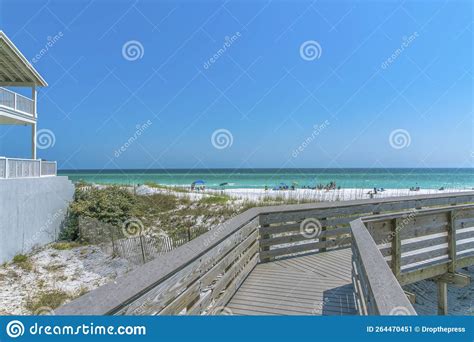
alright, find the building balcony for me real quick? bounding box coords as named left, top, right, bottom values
left=0, top=87, right=36, bottom=124
left=0, top=157, right=57, bottom=179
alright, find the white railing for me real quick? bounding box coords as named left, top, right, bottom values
left=0, top=157, right=57, bottom=179
left=40, top=160, right=57, bottom=176
left=0, top=87, right=35, bottom=116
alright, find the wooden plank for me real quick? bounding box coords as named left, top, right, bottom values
left=229, top=294, right=356, bottom=313
left=164, top=235, right=259, bottom=315
left=187, top=242, right=258, bottom=314
left=436, top=272, right=470, bottom=288
left=399, top=262, right=448, bottom=285
left=210, top=253, right=259, bottom=312
left=260, top=221, right=350, bottom=236
left=260, top=227, right=350, bottom=248
left=401, top=247, right=449, bottom=267
left=260, top=238, right=348, bottom=259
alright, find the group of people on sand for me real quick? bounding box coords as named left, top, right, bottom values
left=190, top=184, right=205, bottom=191
left=264, top=181, right=342, bottom=191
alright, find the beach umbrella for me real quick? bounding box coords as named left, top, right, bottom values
left=192, top=180, right=205, bottom=185
left=219, top=182, right=229, bottom=186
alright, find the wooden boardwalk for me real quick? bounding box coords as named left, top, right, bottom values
left=226, top=248, right=357, bottom=315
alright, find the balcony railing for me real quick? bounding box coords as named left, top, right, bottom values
left=0, top=87, right=35, bottom=116
left=0, top=157, right=57, bottom=179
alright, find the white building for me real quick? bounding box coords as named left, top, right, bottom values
left=0, top=30, right=56, bottom=178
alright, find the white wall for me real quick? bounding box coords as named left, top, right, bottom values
left=0, top=176, right=74, bottom=263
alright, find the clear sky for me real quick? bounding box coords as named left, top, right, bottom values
left=0, top=0, right=472, bottom=170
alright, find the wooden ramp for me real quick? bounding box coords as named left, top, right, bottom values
left=226, top=248, right=357, bottom=315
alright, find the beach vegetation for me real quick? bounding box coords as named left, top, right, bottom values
left=61, top=186, right=138, bottom=241
left=51, top=242, right=82, bottom=250
left=198, top=195, right=230, bottom=205
left=26, top=290, right=70, bottom=312
left=143, top=182, right=189, bottom=193
left=12, top=254, right=33, bottom=271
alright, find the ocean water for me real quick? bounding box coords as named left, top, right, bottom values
left=58, top=168, right=474, bottom=190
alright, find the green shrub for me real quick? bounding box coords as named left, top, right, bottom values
left=26, top=290, right=70, bottom=312
left=51, top=242, right=82, bottom=250
left=61, top=186, right=138, bottom=241
left=198, top=195, right=230, bottom=205
left=12, top=254, right=32, bottom=271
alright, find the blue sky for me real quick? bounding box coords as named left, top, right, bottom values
left=0, top=0, right=472, bottom=170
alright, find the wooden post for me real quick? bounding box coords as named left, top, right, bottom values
left=447, top=211, right=456, bottom=273
left=260, top=214, right=271, bottom=263
left=391, top=218, right=401, bottom=278
left=437, top=281, right=448, bottom=315
left=320, top=217, right=327, bottom=252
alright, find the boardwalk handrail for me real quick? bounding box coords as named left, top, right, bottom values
left=350, top=218, right=416, bottom=315
left=56, top=191, right=474, bottom=315
left=352, top=203, right=474, bottom=315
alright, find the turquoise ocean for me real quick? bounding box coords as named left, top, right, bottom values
left=58, top=168, right=474, bottom=190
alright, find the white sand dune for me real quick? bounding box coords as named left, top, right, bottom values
left=206, top=187, right=473, bottom=203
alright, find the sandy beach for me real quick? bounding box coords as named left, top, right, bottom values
left=206, top=187, right=473, bottom=203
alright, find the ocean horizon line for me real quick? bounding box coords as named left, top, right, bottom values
left=58, top=167, right=474, bottom=172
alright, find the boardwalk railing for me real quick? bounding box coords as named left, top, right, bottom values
left=0, top=87, right=35, bottom=116
left=56, top=191, right=474, bottom=315
left=352, top=204, right=474, bottom=315
left=351, top=218, right=416, bottom=315
left=0, top=157, right=57, bottom=178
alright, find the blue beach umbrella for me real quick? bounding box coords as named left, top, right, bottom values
left=193, top=180, right=205, bottom=184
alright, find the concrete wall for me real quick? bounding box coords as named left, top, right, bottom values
left=0, top=176, right=74, bottom=263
